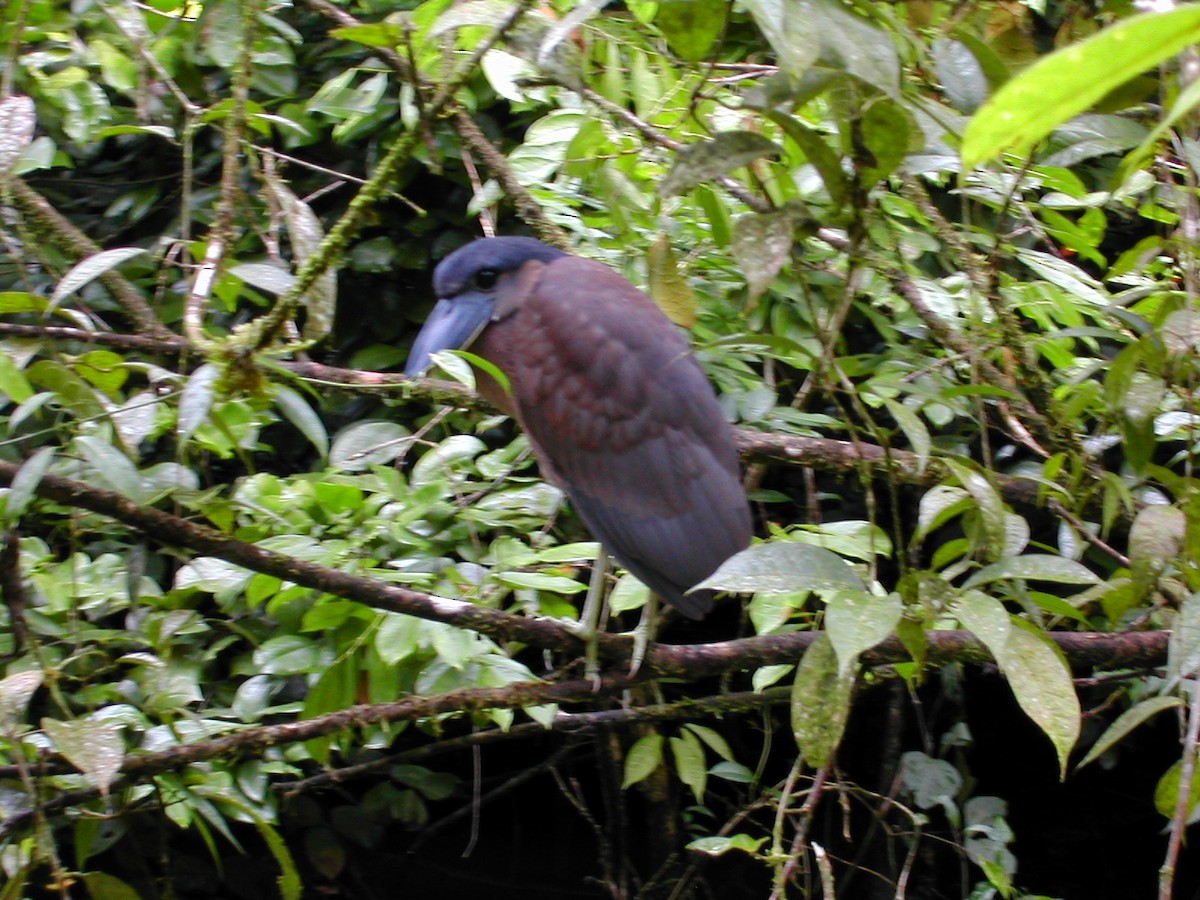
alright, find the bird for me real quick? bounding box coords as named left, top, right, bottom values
left=405, top=236, right=751, bottom=645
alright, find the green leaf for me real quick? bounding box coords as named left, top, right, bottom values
left=1076, top=696, right=1183, bottom=771
left=646, top=235, right=696, bottom=328
left=1129, top=505, right=1186, bottom=601
left=274, top=386, right=329, bottom=458
left=655, top=0, right=727, bottom=63
left=253, top=635, right=323, bottom=676
left=303, top=655, right=358, bottom=763
left=695, top=540, right=865, bottom=594
left=0, top=351, right=33, bottom=403
left=231, top=262, right=296, bottom=295
left=915, top=485, right=971, bottom=540
left=752, top=663, right=793, bottom=691
left=27, top=359, right=105, bottom=419
left=75, top=349, right=128, bottom=395
left=79, top=873, right=143, bottom=900
left=535, top=542, right=601, bottom=563
left=687, top=834, right=769, bottom=856
left=177, top=363, right=220, bottom=443
left=825, top=591, right=902, bottom=676
left=684, top=724, right=734, bottom=762
left=791, top=633, right=854, bottom=768
left=884, top=400, right=931, bottom=474
left=622, top=733, right=664, bottom=788
left=745, top=0, right=899, bottom=95
left=49, top=247, right=148, bottom=310
left=412, top=434, right=486, bottom=484
left=1154, top=754, right=1200, bottom=820
left=857, top=95, right=911, bottom=182
left=330, top=22, right=408, bottom=49
left=763, top=112, right=849, bottom=210
left=0, top=669, right=43, bottom=731
left=330, top=420, right=411, bottom=471
left=249, top=817, right=303, bottom=900
left=963, top=555, right=1101, bottom=588
left=661, top=131, right=781, bottom=197
left=931, top=37, right=988, bottom=113
left=742, top=0, right=819, bottom=82
left=41, top=718, right=124, bottom=798
left=942, top=459, right=1006, bottom=562
left=962, top=7, right=1200, bottom=168
left=956, top=593, right=1080, bottom=778
left=494, top=571, right=586, bottom=593
left=76, top=435, right=145, bottom=502
left=670, top=730, right=707, bottom=802
left=899, top=750, right=961, bottom=812
left=732, top=202, right=811, bottom=301
left=263, top=171, right=336, bottom=341
left=4, top=446, right=54, bottom=522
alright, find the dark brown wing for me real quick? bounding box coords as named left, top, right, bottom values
left=477, top=256, right=751, bottom=617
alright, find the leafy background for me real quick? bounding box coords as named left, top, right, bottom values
left=1, top=0, right=1199, bottom=898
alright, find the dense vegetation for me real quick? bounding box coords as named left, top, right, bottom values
left=1, top=1, right=1198, bottom=897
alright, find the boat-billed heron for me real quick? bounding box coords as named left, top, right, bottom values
left=405, top=237, right=751, bottom=637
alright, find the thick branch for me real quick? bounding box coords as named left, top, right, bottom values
left=0, top=624, right=1167, bottom=841
left=0, top=462, right=1164, bottom=680
left=0, top=322, right=1113, bottom=530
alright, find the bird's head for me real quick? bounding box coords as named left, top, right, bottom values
left=405, top=237, right=568, bottom=377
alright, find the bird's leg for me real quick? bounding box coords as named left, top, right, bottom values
left=579, top=550, right=610, bottom=686
left=628, top=592, right=658, bottom=675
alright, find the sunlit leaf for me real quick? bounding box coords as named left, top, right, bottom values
left=0, top=669, right=43, bottom=730
left=695, top=540, right=865, bottom=595
left=670, top=730, right=707, bottom=802
left=646, top=235, right=696, bottom=328
left=956, top=592, right=1080, bottom=778
left=330, top=420, right=411, bottom=471
left=41, top=718, right=124, bottom=798
left=49, top=247, right=148, bottom=310
left=826, top=591, right=902, bottom=675
left=622, top=733, right=664, bottom=788
left=962, top=7, right=1200, bottom=168
left=177, top=363, right=220, bottom=443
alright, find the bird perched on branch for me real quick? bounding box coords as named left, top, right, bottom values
left=405, top=236, right=751, bottom=653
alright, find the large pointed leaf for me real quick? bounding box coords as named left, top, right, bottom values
left=661, top=131, right=781, bottom=197
left=177, top=363, right=220, bottom=443
left=695, top=540, right=865, bottom=595
left=646, top=235, right=696, bottom=328
left=1076, top=695, right=1183, bottom=771
left=962, top=7, right=1200, bottom=168
left=791, top=633, right=854, bottom=768
left=622, top=733, right=665, bottom=788
left=964, top=555, right=1101, bottom=588
left=41, top=718, right=124, bottom=798
left=49, top=247, right=148, bottom=310
left=956, top=592, right=1080, bottom=777
left=0, top=670, right=43, bottom=731
left=5, top=446, right=54, bottom=522
left=825, top=591, right=902, bottom=676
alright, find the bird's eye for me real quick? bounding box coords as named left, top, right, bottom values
left=474, top=269, right=499, bottom=290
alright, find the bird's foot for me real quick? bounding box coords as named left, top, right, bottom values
left=626, top=594, right=659, bottom=676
